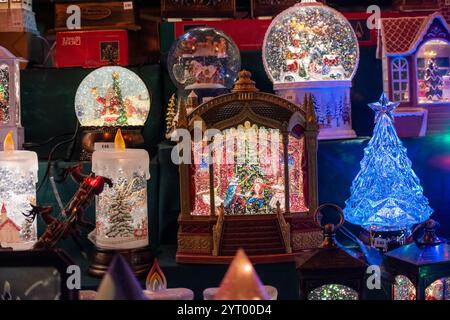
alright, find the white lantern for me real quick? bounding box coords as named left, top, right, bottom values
left=262, top=0, right=359, bottom=139
left=91, top=129, right=150, bottom=250
left=0, top=46, right=24, bottom=150
left=0, top=132, right=38, bottom=250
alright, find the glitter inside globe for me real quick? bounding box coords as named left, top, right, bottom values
left=262, top=1, right=359, bottom=83
left=167, top=27, right=241, bottom=90
left=75, top=66, right=151, bottom=127
left=307, top=284, right=358, bottom=300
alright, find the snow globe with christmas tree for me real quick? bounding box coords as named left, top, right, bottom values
left=167, top=27, right=241, bottom=103
left=344, top=93, right=433, bottom=250
left=262, top=0, right=359, bottom=139
left=74, top=66, right=151, bottom=160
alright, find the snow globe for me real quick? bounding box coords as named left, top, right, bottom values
left=74, top=66, right=151, bottom=160
left=262, top=0, right=359, bottom=139
left=167, top=27, right=241, bottom=103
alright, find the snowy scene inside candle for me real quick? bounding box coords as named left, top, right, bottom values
left=0, top=132, right=38, bottom=250
left=92, top=130, right=150, bottom=249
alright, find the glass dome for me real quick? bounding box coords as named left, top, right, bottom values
left=167, top=27, right=241, bottom=90
left=262, top=1, right=359, bottom=84
left=75, top=66, right=151, bottom=127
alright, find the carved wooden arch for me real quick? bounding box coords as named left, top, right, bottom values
left=187, top=91, right=307, bottom=131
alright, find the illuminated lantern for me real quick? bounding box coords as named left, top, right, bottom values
left=167, top=27, right=241, bottom=102
left=0, top=46, right=25, bottom=150
left=74, top=66, right=151, bottom=160
left=0, top=131, right=38, bottom=250
left=262, top=0, right=359, bottom=139
left=296, top=204, right=366, bottom=300
left=89, top=129, right=151, bottom=277
left=175, top=70, right=322, bottom=263
left=386, top=219, right=450, bottom=300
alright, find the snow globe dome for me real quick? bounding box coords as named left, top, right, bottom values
left=75, top=66, right=151, bottom=127
left=167, top=27, right=241, bottom=90
left=262, top=0, right=359, bottom=84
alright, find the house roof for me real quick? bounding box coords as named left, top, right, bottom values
left=0, top=219, right=20, bottom=232
left=379, top=13, right=450, bottom=57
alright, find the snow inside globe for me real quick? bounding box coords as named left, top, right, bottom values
left=75, top=66, right=151, bottom=127
left=262, top=0, right=359, bottom=140
left=167, top=27, right=241, bottom=91
left=262, top=0, right=359, bottom=83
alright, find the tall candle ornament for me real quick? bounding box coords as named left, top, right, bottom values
left=0, top=131, right=38, bottom=250
left=89, top=129, right=151, bottom=277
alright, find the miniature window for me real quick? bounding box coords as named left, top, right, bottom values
left=425, top=277, right=450, bottom=300
left=190, top=121, right=307, bottom=216
left=393, top=275, right=416, bottom=300
left=391, top=58, right=409, bottom=102
left=417, top=39, right=450, bottom=104
left=307, top=284, right=358, bottom=300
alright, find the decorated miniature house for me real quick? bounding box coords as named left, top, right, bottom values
left=0, top=46, right=24, bottom=150
left=74, top=66, right=151, bottom=160
left=175, top=70, right=322, bottom=263
left=167, top=27, right=241, bottom=103
left=379, top=12, right=450, bottom=136
left=262, top=0, right=359, bottom=140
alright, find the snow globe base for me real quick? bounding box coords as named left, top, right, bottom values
left=79, top=126, right=144, bottom=161
left=88, top=245, right=152, bottom=278
left=274, top=81, right=355, bottom=140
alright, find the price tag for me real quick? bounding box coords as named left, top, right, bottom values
left=123, top=1, right=133, bottom=10
left=94, top=142, right=115, bottom=151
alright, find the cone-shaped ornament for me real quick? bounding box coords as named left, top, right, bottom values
left=214, top=249, right=269, bottom=300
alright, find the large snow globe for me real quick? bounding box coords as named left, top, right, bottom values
left=262, top=0, right=359, bottom=139
left=167, top=27, right=241, bottom=102
left=74, top=66, right=151, bottom=160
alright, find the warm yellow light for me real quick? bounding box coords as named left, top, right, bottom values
left=114, top=128, right=126, bottom=151
left=3, top=131, right=14, bottom=152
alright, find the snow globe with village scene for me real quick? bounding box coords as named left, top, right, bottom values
left=262, top=0, right=359, bottom=139
left=167, top=27, right=241, bottom=104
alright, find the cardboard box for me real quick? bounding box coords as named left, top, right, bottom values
left=0, top=9, right=38, bottom=33
left=0, top=32, right=44, bottom=68
left=54, top=1, right=138, bottom=31
left=55, top=29, right=130, bottom=68
left=0, top=0, right=32, bottom=11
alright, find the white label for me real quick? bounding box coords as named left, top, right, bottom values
left=123, top=1, right=133, bottom=10
left=94, top=142, right=115, bottom=151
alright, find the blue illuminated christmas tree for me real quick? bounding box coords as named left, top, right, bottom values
left=343, top=93, right=433, bottom=231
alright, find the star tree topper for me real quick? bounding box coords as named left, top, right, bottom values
left=368, top=93, right=399, bottom=123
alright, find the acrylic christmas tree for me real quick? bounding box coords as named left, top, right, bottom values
left=343, top=93, right=433, bottom=231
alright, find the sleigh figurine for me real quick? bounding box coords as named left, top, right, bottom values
left=25, top=164, right=112, bottom=250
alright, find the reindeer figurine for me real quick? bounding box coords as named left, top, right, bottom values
left=25, top=164, right=112, bottom=250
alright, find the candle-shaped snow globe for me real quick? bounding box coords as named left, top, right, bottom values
left=89, top=129, right=151, bottom=277
left=0, top=131, right=38, bottom=250
left=143, top=259, right=194, bottom=300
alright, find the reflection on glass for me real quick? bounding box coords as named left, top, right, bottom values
left=417, top=39, right=450, bottom=104
left=393, top=275, right=416, bottom=300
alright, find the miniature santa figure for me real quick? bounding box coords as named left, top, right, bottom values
left=247, top=177, right=268, bottom=210
left=91, top=87, right=120, bottom=117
